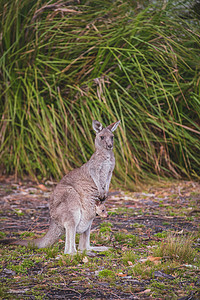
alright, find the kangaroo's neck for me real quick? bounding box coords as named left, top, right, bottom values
left=94, top=147, right=113, bottom=157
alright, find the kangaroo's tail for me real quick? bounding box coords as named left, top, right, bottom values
left=0, top=219, right=64, bottom=248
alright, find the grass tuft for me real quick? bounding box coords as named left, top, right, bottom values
left=122, top=250, right=136, bottom=266
left=153, top=233, right=197, bottom=264
left=114, top=232, right=139, bottom=247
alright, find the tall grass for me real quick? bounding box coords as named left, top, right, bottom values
left=0, top=0, right=200, bottom=187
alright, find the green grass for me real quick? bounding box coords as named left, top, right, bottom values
left=114, top=232, right=139, bottom=247
left=0, top=229, right=199, bottom=299
left=122, top=250, right=136, bottom=265
left=0, top=0, right=200, bottom=186
left=98, top=269, right=115, bottom=279
left=153, top=233, right=197, bottom=263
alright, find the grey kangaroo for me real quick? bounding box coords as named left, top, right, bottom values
left=1, top=120, right=120, bottom=254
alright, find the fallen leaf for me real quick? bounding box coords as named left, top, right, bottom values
left=190, top=283, right=195, bottom=286
left=116, top=272, right=127, bottom=277
left=127, top=261, right=133, bottom=266
left=58, top=239, right=64, bottom=243
left=140, top=256, right=162, bottom=265
left=147, top=256, right=162, bottom=262
left=38, top=184, right=48, bottom=191
left=82, top=256, right=89, bottom=263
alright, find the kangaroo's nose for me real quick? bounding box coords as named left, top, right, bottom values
left=107, top=144, right=112, bottom=149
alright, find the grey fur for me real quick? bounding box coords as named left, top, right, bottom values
left=95, top=201, right=108, bottom=218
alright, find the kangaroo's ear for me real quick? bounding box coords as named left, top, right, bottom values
left=92, top=120, right=103, bottom=133
left=107, top=120, right=120, bottom=132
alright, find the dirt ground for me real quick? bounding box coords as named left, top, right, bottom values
left=0, top=178, right=200, bottom=299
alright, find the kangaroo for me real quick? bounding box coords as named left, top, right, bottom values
left=95, top=201, right=108, bottom=218
left=0, top=120, right=120, bottom=254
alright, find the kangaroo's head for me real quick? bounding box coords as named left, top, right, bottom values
left=95, top=201, right=108, bottom=218
left=92, top=120, right=120, bottom=151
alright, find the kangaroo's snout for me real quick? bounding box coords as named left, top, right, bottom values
left=107, top=144, right=113, bottom=149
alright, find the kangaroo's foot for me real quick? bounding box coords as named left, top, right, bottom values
left=64, top=249, right=77, bottom=255
left=85, top=250, right=96, bottom=257
left=88, top=245, right=110, bottom=252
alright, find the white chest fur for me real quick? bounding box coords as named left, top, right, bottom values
left=99, top=156, right=113, bottom=188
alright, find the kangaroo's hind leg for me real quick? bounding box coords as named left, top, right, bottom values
left=58, top=189, right=81, bottom=255
left=78, top=221, right=92, bottom=251
left=78, top=222, right=109, bottom=253
left=64, top=221, right=77, bottom=254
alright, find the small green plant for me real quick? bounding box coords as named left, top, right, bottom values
left=0, top=286, right=9, bottom=298
left=14, top=209, right=24, bottom=216
left=99, top=222, right=113, bottom=234
left=28, top=287, right=46, bottom=299
left=186, top=216, right=194, bottom=221
left=99, top=227, right=112, bottom=233
left=131, top=223, right=145, bottom=228
left=154, top=231, right=168, bottom=238
left=57, top=250, right=87, bottom=266
left=108, top=211, right=117, bottom=216
left=20, top=231, right=36, bottom=238
left=8, top=258, right=35, bottom=274
left=100, top=222, right=113, bottom=229
left=45, top=246, right=59, bottom=259
left=122, top=250, right=136, bottom=266
left=151, top=281, right=168, bottom=289
left=114, top=232, right=138, bottom=247
left=0, top=231, right=6, bottom=238
left=132, top=262, right=152, bottom=279
left=150, top=280, right=174, bottom=297
left=90, top=232, right=109, bottom=246
left=98, top=269, right=115, bottom=279
left=169, top=212, right=175, bottom=216
left=115, top=208, right=132, bottom=215
left=162, top=222, right=170, bottom=226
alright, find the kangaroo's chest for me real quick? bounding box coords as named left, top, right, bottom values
left=99, top=156, right=114, bottom=186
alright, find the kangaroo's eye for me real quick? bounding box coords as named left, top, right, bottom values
left=100, top=136, right=104, bottom=140
left=102, top=209, right=105, bottom=212
left=111, top=136, right=114, bottom=140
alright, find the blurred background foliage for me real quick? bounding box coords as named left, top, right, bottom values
left=0, top=0, right=200, bottom=188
